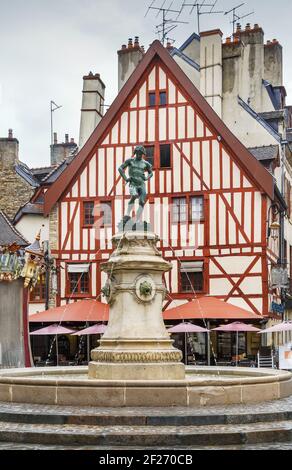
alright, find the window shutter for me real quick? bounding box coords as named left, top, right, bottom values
left=180, top=261, right=203, bottom=273
left=67, top=264, right=90, bottom=274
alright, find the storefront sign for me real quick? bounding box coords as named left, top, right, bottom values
left=279, top=343, right=292, bottom=370
left=271, top=302, right=285, bottom=314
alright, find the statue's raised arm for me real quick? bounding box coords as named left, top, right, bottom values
left=118, top=159, right=132, bottom=183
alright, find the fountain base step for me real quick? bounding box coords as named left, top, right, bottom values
left=0, top=414, right=292, bottom=449
left=88, top=362, right=186, bottom=380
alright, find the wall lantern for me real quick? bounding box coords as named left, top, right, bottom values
left=269, top=221, right=281, bottom=241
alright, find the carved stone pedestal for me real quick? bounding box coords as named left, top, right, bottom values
left=88, top=231, right=185, bottom=380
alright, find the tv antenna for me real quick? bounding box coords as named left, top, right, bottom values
left=50, top=100, right=62, bottom=146
left=224, top=3, right=254, bottom=37
left=180, top=1, right=224, bottom=34
left=145, top=1, right=188, bottom=45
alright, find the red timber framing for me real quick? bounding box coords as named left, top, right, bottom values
left=45, top=40, right=275, bottom=316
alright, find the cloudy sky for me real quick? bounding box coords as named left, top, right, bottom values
left=0, top=0, right=291, bottom=167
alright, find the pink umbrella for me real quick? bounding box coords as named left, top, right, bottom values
left=30, top=324, right=75, bottom=366
left=259, top=322, right=292, bottom=334
left=71, top=324, right=107, bottom=336
left=212, top=322, right=261, bottom=333
left=71, top=324, right=107, bottom=362
left=168, top=323, right=209, bottom=366
left=168, top=323, right=209, bottom=333
left=212, top=322, right=260, bottom=366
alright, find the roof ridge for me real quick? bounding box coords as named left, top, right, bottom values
left=42, top=148, right=78, bottom=183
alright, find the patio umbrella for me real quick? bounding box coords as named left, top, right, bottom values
left=258, top=322, right=292, bottom=349
left=258, top=322, right=292, bottom=334
left=71, top=324, right=107, bottom=362
left=71, top=324, right=107, bottom=336
left=30, top=324, right=75, bottom=366
left=212, top=322, right=261, bottom=366
left=168, top=322, right=209, bottom=365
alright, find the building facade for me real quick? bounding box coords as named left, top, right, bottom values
left=43, top=40, right=281, bottom=321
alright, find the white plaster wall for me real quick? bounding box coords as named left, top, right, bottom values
left=16, top=215, right=49, bottom=243
left=173, top=56, right=200, bottom=89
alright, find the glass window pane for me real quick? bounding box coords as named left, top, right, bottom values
left=69, top=273, right=80, bottom=294
left=101, top=201, right=112, bottom=226
left=83, top=201, right=94, bottom=225
left=145, top=146, right=154, bottom=166
left=160, top=92, right=167, bottom=106
left=191, top=197, right=204, bottom=221
left=172, top=197, right=187, bottom=222
left=149, top=92, right=156, bottom=107
left=80, top=272, right=89, bottom=294
left=160, top=144, right=171, bottom=168
left=180, top=263, right=204, bottom=293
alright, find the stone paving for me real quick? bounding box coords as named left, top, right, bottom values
left=0, top=396, right=290, bottom=450
left=0, top=395, right=291, bottom=416
left=0, top=443, right=291, bottom=450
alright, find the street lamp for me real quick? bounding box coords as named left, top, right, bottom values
left=267, top=203, right=281, bottom=242
left=269, top=221, right=281, bottom=241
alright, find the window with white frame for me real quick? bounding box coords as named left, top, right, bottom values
left=172, top=197, right=187, bottom=223
left=67, top=264, right=90, bottom=295
left=180, top=261, right=204, bottom=293
left=191, top=196, right=204, bottom=222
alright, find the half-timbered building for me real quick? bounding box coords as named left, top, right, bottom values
left=43, top=39, right=281, bottom=325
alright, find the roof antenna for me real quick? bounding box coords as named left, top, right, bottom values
left=224, top=3, right=254, bottom=38
left=50, top=101, right=62, bottom=146
left=145, top=0, right=188, bottom=46
left=180, top=1, right=224, bottom=34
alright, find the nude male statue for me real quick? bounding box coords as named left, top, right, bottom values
left=118, top=145, right=153, bottom=223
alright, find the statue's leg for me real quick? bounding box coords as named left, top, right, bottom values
left=136, top=186, right=146, bottom=221
left=126, top=196, right=136, bottom=217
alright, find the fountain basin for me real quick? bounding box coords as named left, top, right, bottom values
left=0, top=366, right=291, bottom=407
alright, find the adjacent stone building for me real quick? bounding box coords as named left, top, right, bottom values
left=0, top=130, right=38, bottom=220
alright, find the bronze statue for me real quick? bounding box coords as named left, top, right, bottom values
left=118, top=146, right=153, bottom=227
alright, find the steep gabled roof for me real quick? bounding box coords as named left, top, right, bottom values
left=44, top=40, right=274, bottom=214
left=0, top=211, right=28, bottom=247
left=238, top=96, right=281, bottom=143
left=13, top=202, right=44, bottom=224
left=170, top=47, right=200, bottom=71
left=15, top=162, right=39, bottom=188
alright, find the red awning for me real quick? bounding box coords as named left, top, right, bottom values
left=29, top=297, right=261, bottom=324
left=164, top=297, right=261, bottom=321
left=29, top=299, right=109, bottom=323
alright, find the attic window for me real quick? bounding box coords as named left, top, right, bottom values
left=159, top=92, right=167, bottom=106
left=148, top=92, right=156, bottom=107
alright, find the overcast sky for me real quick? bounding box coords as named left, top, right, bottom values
left=0, top=0, right=291, bottom=167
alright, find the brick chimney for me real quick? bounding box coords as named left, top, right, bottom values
left=50, top=133, right=78, bottom=166
left=118, top=37, right=145, bottom=91
left=79, top=72, right=106, bottom=149
left=0, top=129, right=19, bottom=170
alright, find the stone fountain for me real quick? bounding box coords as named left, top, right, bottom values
left=89, top=230, right=185, bottom=381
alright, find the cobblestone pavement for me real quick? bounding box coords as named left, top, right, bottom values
left=0, top=420, right=291, bottom=434
left=0, top=396, right=291, bottom=450
left=0, top=395, right=291, bottom=417
left=0, top=443, right=291, bottom=450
